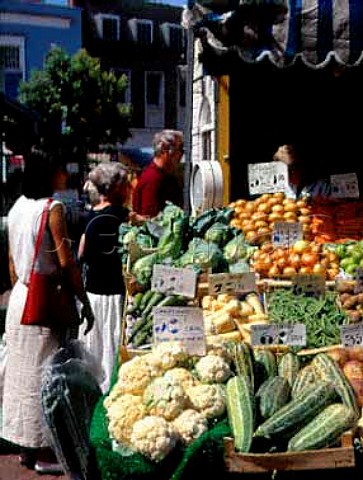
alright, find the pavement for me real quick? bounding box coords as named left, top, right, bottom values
left=0, top=453, right=68, bottom=480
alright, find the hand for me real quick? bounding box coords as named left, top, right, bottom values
left=80, top=302, right=95, bottom=335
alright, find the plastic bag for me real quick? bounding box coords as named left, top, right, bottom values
left=41, top=339, right=102, bottom=480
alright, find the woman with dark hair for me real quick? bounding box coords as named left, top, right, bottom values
left=2, top=149, right=95, bottom=474
left=78, top=162, right=130, bottom=394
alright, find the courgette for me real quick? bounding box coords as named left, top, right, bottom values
left=278, top=352, right=300, bottom=388
left=256, top=376, right=291, bottom=420
left=291, top=365, right=316, bottom=399
left=232, top=342, right=255, bottom=390
left=287, top=403, right=357, bottom=451
left=254, top=380, right=338, bottom=439
left=226, top=375, right=255, bottom=452
left=311, top=353, right=359, bottom=418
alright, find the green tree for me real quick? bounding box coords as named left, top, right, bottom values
left=19, top=46, right=131, bottom=167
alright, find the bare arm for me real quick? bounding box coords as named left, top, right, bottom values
left=78, top=233, right=85, bottom=261
left=8, top=247, right=17, bottom=287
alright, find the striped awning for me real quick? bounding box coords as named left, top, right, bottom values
left=185, top=0, right=363, bottom=69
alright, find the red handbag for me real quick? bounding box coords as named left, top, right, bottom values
left=21, top=199, right=80, bottom=328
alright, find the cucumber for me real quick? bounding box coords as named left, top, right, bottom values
left=278, top=352, right=300, bottom=388
left=133, top=318, right=153, bottom=347
left=254, top=380, right=338, bottom=439
left=287, top=403, right=357, bottom=451
left=128, top=316, right=149, bottom=344
left=153, top=294, right=188, bottom=309
left=126, top=292, right=144, bottom=315
left=141, top=292, right=165, bottom=318
left=311, top=353, right=359, bottom=418
left=256, top=376, right=291, bottom=420
left=291, top=365, right=316, bottom=399
left=138, top=289, right=154, bottom=313
left=226, top=375, right=255, bottom=452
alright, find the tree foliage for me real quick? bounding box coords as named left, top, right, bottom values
left=19, top=47, right=131, bottom=160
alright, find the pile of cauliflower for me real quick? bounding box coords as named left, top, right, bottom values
left=104, top=341, right=233, bottom=462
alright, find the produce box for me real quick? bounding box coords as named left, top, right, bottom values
left=223, top=431, right=356, bottom=473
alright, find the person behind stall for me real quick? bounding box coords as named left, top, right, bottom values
left=129, top=129, right=184, bottom=223
left=273, top=142, right=331, bottom=200
left=78, top=162, right=130, bottom=394
left=2, top=148, right=95, bottom=474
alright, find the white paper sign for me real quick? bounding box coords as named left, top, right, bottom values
left=341, top=324, right=363, bottom=347
left=151, top=265, right=197, bottom=298
left=251, top=323, right=306, bottom=346
left=272, top=222, right=303, bottom=247
left=153, top=307, right=206, bottom=356
left=330, top=173, right=359, bottom=198
left=293, top=274, right=326, bottom=298
left=248, top=161, right=288, bottom=195
left=208, top=272, right=256, bottom=295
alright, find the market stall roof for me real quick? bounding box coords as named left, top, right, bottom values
left=183, top=0, right=363, bottom=69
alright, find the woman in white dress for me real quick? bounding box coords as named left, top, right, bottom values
left=2, top=149, right=95, bottom=474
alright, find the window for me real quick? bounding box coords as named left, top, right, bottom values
left=145, top=71, right=164, bottom=128
left=128, top=19, right=153, bottom=46
left=161, top=23, right=185, bottom=51
left=113, top=69, right=131, bottom=104
left=200, top=98, right=213, bottom=161
left=0, top=36, right=25, bottom=99
left=94, top=14, right=120, bottom=41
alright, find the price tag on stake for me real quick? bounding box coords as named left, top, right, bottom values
left=251, top=323, right=306, bottom=347
left=293, top=274, right=326, bottom=298
left=248, top=162, right=288, bottom=195
left=330, top=173, right=359, bottom=198
left=341, top=324, right=363, bottom=347
left=272, top=222, right=303, bottom=247
left=151, top=265, right=197, bottom=298
left=208, top=272, right=256, bottom=296
left=153, top=307, right=206, bottom=356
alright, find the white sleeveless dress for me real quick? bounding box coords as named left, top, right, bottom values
left=2, top=195, right=66, bottom=448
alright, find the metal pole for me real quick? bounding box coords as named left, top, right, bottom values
left=183, top=1, right=195, bottom=216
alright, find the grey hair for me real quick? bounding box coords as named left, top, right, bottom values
left=88, top=162, right=128, bottom=196
left=153, top=129, right=183, bottom=156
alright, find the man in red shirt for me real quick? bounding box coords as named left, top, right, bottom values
left=130, top=129, right=184, bottom=221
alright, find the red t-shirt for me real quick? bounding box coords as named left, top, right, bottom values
left=132, top=162, right=182, bottom=217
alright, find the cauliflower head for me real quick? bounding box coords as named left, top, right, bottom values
left=106, top=393, right=147, bottom=445
left=143, top=375, right=189, bottom=421
left=148, top=341, right=188, bottom=372
left=195, top=354, right=231, bottom=384
left=172, top=409, right=208, bottom=445
left=206, top=343, right=232, bottom=363
left=103, top=383, right=124, bottom=410
left=187, top=383, right=226, bottom=419
left=130, top=415, right=178, bottom=462
left=163, top=367, right=199, bottom=390
left=117, top=355, right=161, bottom=395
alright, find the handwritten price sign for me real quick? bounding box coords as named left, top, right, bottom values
left=251, top=323, right=306, bottom=347
left=341, top=324, right=363, bottom=347
left=272, top=222, right=303, bottom=247
left=208, top=272, right=256, bottom=296
left=151, top=265, right=197, bottom=298
left=293, top=274, right=326, bottom=298
left=330, top=173, right=359, bottom=199
left=153, top=307, right=206, bottom=356
left=248, top=162, right=288, bottom=195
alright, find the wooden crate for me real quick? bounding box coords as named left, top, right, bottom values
left=224, top=432, right=356, bottom=473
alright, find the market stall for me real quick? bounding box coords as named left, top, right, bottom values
left=89, top=197, right=363, bottom=479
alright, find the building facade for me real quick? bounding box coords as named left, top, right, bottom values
left=76, top=0, right=187, bottom=147
left=0, top=1, right=82, bottom=100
